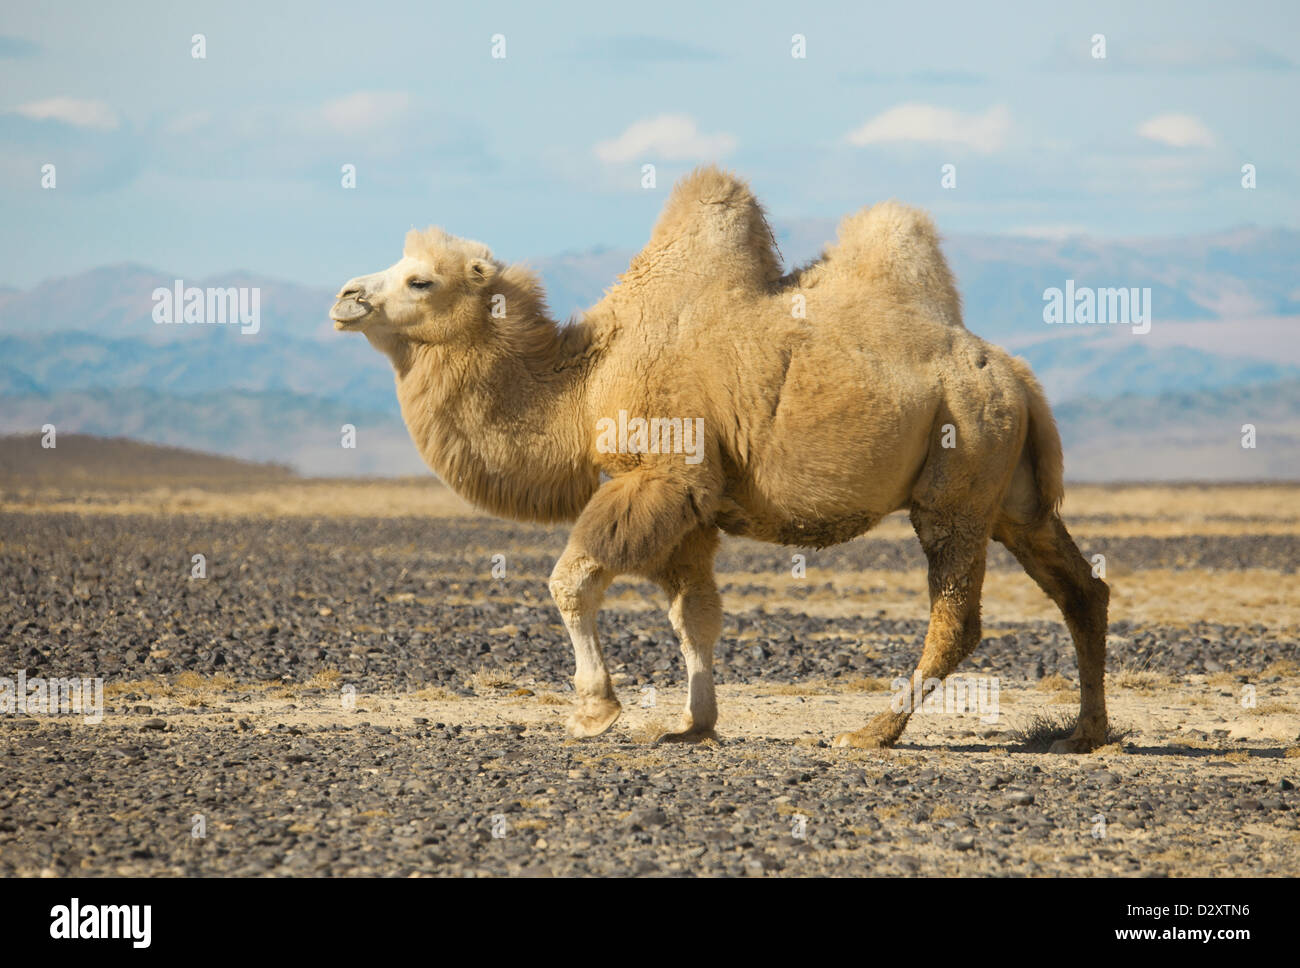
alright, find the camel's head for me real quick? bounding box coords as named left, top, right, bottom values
left=331, top=227, right=500, bottom=343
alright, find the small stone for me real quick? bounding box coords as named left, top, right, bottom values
left=628, top=808, right=669, bottom=829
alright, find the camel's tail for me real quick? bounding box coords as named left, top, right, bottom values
left=816, top=201, right=963, bottom=327
left=1007, top=355, right=1065, bottom=517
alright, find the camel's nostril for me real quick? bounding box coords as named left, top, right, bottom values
left=340, top=286, right=364, bottom=300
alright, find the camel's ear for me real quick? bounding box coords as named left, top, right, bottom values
left=466, top=257, right=498, bottom=287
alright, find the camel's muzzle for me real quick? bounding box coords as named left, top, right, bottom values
left=330, top=297, right=371, bottom=329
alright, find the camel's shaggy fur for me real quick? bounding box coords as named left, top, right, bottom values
left=331, top=166, right=1108, bottom=752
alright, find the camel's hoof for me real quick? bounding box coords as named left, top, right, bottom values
left=1049, top=733, right=1104, bottom=754
left=832, top=729, right=895, bottom=749
left=655, top=727, right=720, bottom=745
left=566, top=699, right=622, bottom=738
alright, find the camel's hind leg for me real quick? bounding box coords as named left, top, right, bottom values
left=650, top=526, right=723, bottom=743
left=834, top=507, right=989, bottom=749
left=995, top=513, right=1109, bottom=752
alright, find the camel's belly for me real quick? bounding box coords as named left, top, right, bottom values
left=715, top=501, right=887, bottom=548
left=713, top=374, right=933, bottom=546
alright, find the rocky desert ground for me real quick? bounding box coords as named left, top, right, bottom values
left=1, top=437, right=1297, bottom=877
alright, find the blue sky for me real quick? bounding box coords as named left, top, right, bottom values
left=1, top=0, right=1297, bottom=288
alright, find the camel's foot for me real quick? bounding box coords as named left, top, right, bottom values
left=1049, top=728, right=1107, bottom=754
left=566, top=697, right=622, bottom=738
left=832, top=728, right=896, bottom=749
left=833, top=712, right=905, bottom=749
left=655, top=724, right=720, bottom=745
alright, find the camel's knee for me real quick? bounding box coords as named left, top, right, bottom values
left=1050, top=524, right=1109, bottom=642
left=1084, top=572, right=1110, bottom=629
left=548, top=552, right=608, bottom=617
left=1072, top=578, right=1109, bottom=648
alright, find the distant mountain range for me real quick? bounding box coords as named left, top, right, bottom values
left=2, top=223, right=1297, bottom=478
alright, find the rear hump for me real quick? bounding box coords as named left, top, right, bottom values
left=809, top=201, right=963, bottom=327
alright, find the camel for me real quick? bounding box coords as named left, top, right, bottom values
left=330, top=167, right=1110, bottom=753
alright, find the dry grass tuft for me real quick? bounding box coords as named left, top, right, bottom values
left=775, top=803, right=813, bottom=817
left=1113, top=656, right=1171, bottom=693
left=308, top=668, right=343, bottom=690
left=1250, top=701, right=1296, bottom=716
left=838, top=676, right=889, bottom=693
left=1037, top=673, right=1073, bottom=692
left=627, top=720, right=670, bottom=744
left=765, top=681, right=832, bottom=696
left=1010, top=712, right=1133, bottom=752
left=106, top=672, right=240, bottom=705
left=1264, top=659, right=1300, bottom=679
left=465, top=666, right=516, bottom=694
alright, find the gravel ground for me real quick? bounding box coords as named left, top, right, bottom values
left=2, top=716, right=1297, bottom=877
left=1, top=510, right=1298, bottom=877
left=2, top=512, right=1292, bottom=690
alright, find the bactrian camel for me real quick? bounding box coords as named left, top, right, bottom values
left=330, top=167, right=1110, bottom=752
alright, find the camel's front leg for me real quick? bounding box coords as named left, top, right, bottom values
left=549, top=548, right=619, bottom=737
left=652, top=526, right=722, bottom=743
left=554, top=468, right=717, bottom=739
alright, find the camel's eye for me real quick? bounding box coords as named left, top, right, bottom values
left=407, top=278, right=433, bottom=291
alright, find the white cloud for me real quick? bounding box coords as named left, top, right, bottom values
left=594, top=114, right=736, bottom=163
left=1137, top=113, right=1216, bottom=148
left=1008, top=224, right=1090, bottom=240
left=316, top=91, right=411, bottom=132
left=164, top=110, right=212, bottom=135
left=13, top=97, right=118, bottom=130
left=845, top=103, right=1011, bottom=154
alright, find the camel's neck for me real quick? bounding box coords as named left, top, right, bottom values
left=379, top=301, right=600, bottom=523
